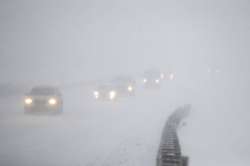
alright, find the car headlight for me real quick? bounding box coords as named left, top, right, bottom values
left=109, top=90, right=117, bottom=100
left=127, top=85, right=133, bottom=92
left=160, top=73, right=165, bottom=79
left=169, top=73, right=175, bottom=80
left=48, top=98, right=57, bottom=105
left=93, top=91, right=99, bottom=99
left=143, top=79, right=147, bottom=83
left=25, top=97, right=33, bottom=105
left=155, top=79, right=160, bottom=84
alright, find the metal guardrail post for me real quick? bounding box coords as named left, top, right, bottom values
left=157, top=104, right=191, bottom=166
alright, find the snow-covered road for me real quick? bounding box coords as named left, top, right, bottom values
left=0, top=82, right=249, bottom=166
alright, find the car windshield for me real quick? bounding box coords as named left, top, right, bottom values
left=98, top=85, right=114, bottom=91
left=30, top=87, right=57, bottom=95
left=113, top=79, right=132, bottom=86
left=144, top=72, right=160, bottom=78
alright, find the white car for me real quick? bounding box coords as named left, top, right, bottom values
left=142, top=69, right=165, bottom=88
left=24, top=86, right=63, bottom=114
left=93, top=84, right=118, bottom=101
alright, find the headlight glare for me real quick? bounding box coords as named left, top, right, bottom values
left=169, top=73, right=175, bottom=80
left=25, top=98, right=33, bottom=105
left=109, top=90, right=117, bottom=100
left=48, top=98, right=57, bottom=105
left=127, top=85, right=133, bottom=92
left=94, top=91, right=99, bottom=99
left=160, top=73, right=165, bottom=79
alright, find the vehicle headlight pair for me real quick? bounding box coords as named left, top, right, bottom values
left=143, top=78, right=160, bottom=84
left=24, top=97, right=57, bottom=105
left=93, top=90, right=117, bottom=100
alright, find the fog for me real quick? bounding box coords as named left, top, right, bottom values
left=0, top=0, right=250, bottom=166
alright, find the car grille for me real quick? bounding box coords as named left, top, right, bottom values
left=34, top=99, right=47, bottom=105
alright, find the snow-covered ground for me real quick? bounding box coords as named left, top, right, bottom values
left=0, top=81, right=249, bottom=166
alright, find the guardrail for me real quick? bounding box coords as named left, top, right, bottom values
left=156, top=104, right=191, bottom=166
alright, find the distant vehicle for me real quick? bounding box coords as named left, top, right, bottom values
left=168, top=72, right=175, bottom=81
left=159, top=70, right=175, bottom=81
left=93, top=84, right=118, bottom=101
left=24, top=86, right=63, bottom=114
left=93, top=76, right=136, bottom=101
left=111, top=76, right=136, bottom=97
left=142, top=69, right=165, bottom=88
